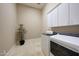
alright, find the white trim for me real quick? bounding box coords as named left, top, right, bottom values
left=47, top=3, right=61, bottom=15
left=5, top=45, right=15, bottom=56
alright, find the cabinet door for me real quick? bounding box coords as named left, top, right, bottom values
left=70, top=3, right=79, bottom=25
left=58, top=3, right=69, bottom=26
left=48, top=8, right=58, bottom=27
left=47, top=8, right=58, bottom=27
left=47, top=12, right=52, bottom=27
left=41, top=35, right=50, bottom=56
left=51, top=8, right=58, bottom=27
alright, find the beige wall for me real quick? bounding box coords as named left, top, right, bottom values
left=42, top=3, right=59, bottom=33
left=51, top=25, right=79, bottom=33
left=0, top=4, right=16, bottom=54
left=16, top=4, right=42, bottom=39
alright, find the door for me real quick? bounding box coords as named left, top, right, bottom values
left=47, top=8, right=58, bottom=27
left=51, top=8, right=58, bottom=27
left=47, top=12, right=52, bottom=27
left=58, top=3, right=69, bottom=26
left=70, top=3, right=79, bottom=25
left=41, top=35, right=50, bottom=55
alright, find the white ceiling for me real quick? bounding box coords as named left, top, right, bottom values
left=21, top=3, right=46, bottom=10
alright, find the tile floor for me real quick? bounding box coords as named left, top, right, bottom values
left=6, top=38, right=44, bottom=56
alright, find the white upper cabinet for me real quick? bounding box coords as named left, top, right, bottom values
left=58, top=4, right=69, bottom=26
left=70, top=3, right=79, bottom=25
left=47, top=8, right=58, bottom=27
left=47, top=3, right=79, bottom=27
left=51, top=8, right=58, bottom=27
left=47, top=11, right=52, bottom=27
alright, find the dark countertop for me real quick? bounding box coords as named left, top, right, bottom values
left=42, top=32, right=57, bottom=36
left=42, top=33, right=55, bottom=36
left=42, top=32, right=79, bottom=37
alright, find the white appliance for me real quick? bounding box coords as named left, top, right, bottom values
left=50, top=34, right=79, bottom=56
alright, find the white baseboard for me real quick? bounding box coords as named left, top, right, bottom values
left=5, top=45, right=15, bottom=56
